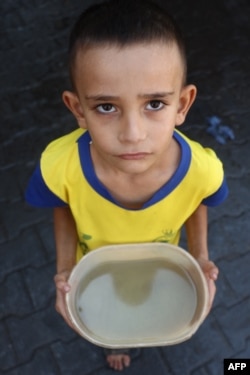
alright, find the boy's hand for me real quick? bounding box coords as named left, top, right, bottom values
left=54, top=271, right=76, bottom=330
left=197, top=258, right=219, bottom=281
left=196, top=258, right=219, bottom=315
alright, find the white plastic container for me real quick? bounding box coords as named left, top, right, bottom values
left=66, top=243, right=209, bottom=348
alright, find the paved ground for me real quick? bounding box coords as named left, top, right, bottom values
left=0, top=0, right=249, bottom=374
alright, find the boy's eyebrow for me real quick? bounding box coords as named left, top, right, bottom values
left=85, top=95, right=119, bottom=101
left=85, top=92, right=174, bottom=101
left=139, top=92, right=175, bottom=99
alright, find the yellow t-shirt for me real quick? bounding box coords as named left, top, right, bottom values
left=26, top=128, right=228, bottom=262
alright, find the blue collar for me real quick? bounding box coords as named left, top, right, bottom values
left=77, top=130, right=191, bottom=210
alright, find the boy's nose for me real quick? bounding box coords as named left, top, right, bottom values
left=118, top=113, right=147, bottom=143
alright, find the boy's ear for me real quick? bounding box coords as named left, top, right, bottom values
left=176, top=84, right=197, bottom=126
left=62, top=91, right=87, bottom=128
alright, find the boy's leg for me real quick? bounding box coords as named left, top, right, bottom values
left=104, top=349, right=131, bottom=371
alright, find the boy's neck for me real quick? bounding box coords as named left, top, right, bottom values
left=90, top=137, right=181, bottom=209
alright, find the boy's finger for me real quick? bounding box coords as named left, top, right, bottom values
left=55, top=291, right=74, bottom=327
left=210, top=265, right=219, bottom=280
left=204, top=278, right=217, bottom=316
left=54, top=273, right=71, bottom=292
left=201, top=261, right=219, bottom=280
left=56, top=281, right=71, bottom=292
left=209, top=269, right=219, bottom=280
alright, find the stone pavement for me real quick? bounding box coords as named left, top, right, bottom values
left=0, top=0, right=249, bottom=374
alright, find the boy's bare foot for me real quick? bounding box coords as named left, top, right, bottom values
left=106, top=351, right=131, bottom=371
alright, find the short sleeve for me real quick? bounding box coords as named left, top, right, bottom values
left=25, top=164, right=68, bottom=207
left=202, top=177, right=228, bottom=206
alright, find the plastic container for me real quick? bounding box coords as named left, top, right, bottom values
left=66, top=243, right=209, bottom=348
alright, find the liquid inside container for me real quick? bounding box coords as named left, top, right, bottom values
left=76, top=259, right=197, bottom=343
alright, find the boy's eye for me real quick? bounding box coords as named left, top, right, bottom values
left=96, top=104, right=116, bottom=113
left=146, top=100, right=165, bottom=111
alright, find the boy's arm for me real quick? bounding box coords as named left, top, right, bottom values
left=185, top=204, right=218, bottom=313
left=53, top=206, right=78, bottom=328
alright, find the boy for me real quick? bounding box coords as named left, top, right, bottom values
left=26, top=0, right=228, bottom=371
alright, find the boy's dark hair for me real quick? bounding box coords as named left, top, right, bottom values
left=69, top=0, right=187, bottom=87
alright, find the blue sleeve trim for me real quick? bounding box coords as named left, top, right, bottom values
left=25, top=164, right=68, bottom=207
left=202, top=177, right=229, bottom=207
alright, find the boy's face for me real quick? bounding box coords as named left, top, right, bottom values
left=63, top=42, right=196, bottom=176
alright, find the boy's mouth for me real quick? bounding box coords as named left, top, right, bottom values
left=118, top=152, right=150, bottom=160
